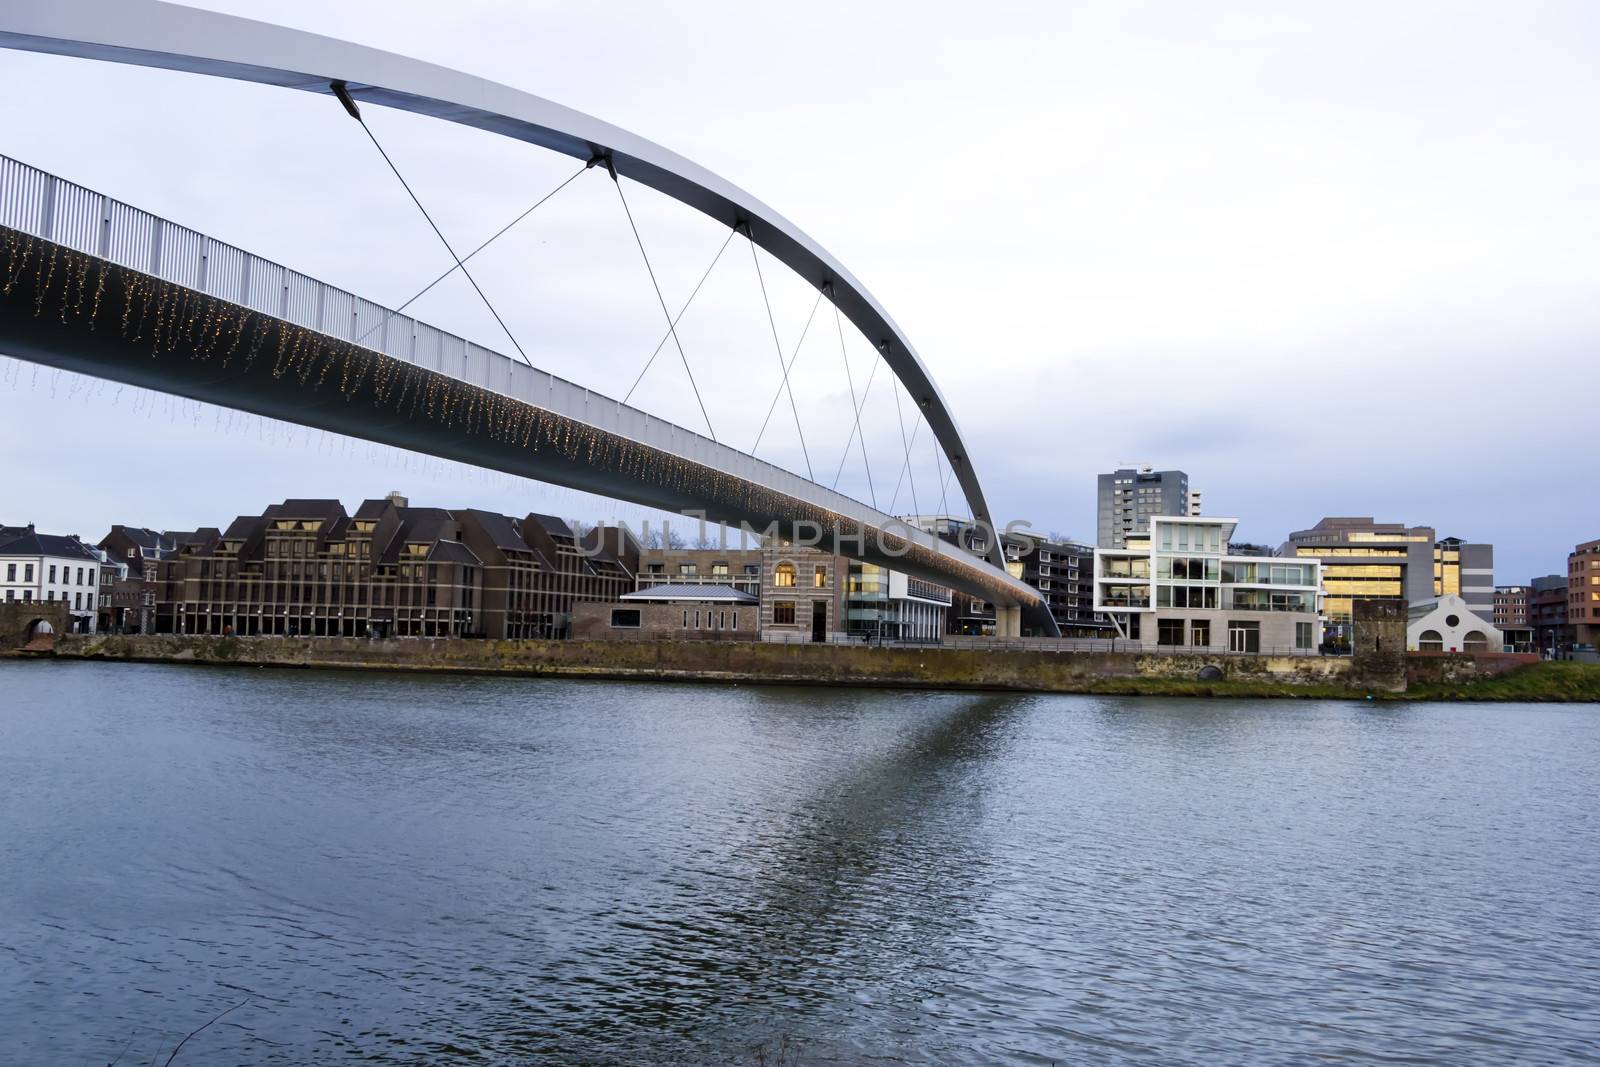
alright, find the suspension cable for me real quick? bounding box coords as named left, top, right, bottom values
left=751, top=286, right=823, bottom=455
left=745, top=233, right=813, bottom=480
left=607, top=162, right=717, bottom=441
left=623, top=228, right=736, bottom=406
left=333, top=82, right=535, bottom=369
left=830, top=296, right=876, bottom=508
left=929, top=423, right=951, bottom=519
left=354, top=163, right=587, bottom=350
left=832, top=352, right=879, bottom=499
left=889, top=382, right=921, bottom=517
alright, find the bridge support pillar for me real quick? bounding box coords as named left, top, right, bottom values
left=995, top=606, right=1021, bottom=638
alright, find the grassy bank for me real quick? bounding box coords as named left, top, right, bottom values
left=1407, top=661, right=1600, bottom=703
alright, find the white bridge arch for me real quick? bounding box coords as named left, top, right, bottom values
left=0, top=0, right=1049, bottom=634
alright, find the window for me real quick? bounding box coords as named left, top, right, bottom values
left=1191, top=620, right=1210, bottom=647
left=48, top=565, right=55, bottom=583
left=22, top=591, right=31, bottom=603
left=773, top=600, right=796, bottom=625
left=87, top=593, right=94, bottom=610
left=23, top=564, right=33, bottom=582
left=679, top=563, right=697, bottom=576
left=1227, top=620, right=1260, bottom=653
left=718, top=611, right=727, bottom=630
left=1295, top=621, right=1314, bottom=650
left=1157, top=619, right=1185, bottom=646
left=1463, top=630, right=1489, bottom=652
left=694, top=610, right=701, bottom=629
left=712, top=563, right=729, bottom=576
left=4, top=564, right=12, bottom=581
left=4, top=590, right=11, bottom=601
left=774, top=563, right=796, bottom=588
left=1418, top=629, right=1443, bottom=652
left=732, top=611, right=738, bottom=630
left=74, top=592, right=83, bottom=609
left=744, top=564, right=760, bottom=575
left=609, top=609, right=641, bottom=628
left=814, top=566, right=827, bottom=588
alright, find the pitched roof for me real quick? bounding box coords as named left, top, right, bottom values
left=0, top=528, right=101, bottom=561
left=428, top=539, right=482, bottom=565
left=222, top=515, right=268, bottom=540
left=621, top=584, right=758, bottom=604
left=527, top=513, right=574, bottom=539
left=459, top=509, right=530, bottom=553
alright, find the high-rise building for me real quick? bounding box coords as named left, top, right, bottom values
left=1096, top=467, right=1190, bottom=548
left=1569, top=539, right=1600, bottom=647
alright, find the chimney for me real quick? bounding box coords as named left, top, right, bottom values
left=385, top=490, right=409, bottom=508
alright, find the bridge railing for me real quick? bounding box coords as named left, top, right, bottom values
left=0, top=152, right=1020, bottom=594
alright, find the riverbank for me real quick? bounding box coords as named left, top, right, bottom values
left=23, top=632, right=1597, bottom=701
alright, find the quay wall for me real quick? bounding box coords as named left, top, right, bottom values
left=40, top=633, right=1370, bottom=695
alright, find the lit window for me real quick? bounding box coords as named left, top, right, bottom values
left=774, top=563, right=796, bottom=588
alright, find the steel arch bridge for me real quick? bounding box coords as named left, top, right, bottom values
left=0, top=0, right=1050, bottom=635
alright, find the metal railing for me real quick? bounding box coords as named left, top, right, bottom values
left=0, top=153, right=1047, bottom=609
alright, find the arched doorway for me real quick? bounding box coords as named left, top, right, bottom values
left=23, top=618, right=56, bottom=652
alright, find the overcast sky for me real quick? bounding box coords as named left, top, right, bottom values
left=2, top=0, right=1596, bottom=580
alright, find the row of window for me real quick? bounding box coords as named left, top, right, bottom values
left=4, top=590, right=93, bottom=609
left=1154, top=618, right=1315, bottom=651
left=3, top=563, right=95, bottom=585
left=607, top=608, right=743, bottom=630
left=644, top=562, right=758, bottom=576
left=773, top=563, right=827, bottom=588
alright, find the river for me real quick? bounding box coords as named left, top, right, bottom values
left=2, top=660, right=1597, bottom=1064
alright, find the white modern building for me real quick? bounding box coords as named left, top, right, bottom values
left=1407, top=595, right=1504, bottom=653
left=0, top=524, right=103, bottom=631
left=1093, top=516, right=1323, bottom=653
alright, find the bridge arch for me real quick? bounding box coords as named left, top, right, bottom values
left=0, top=0, right=1006, bottom=570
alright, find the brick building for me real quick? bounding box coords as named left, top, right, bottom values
left=119, top=494, right=636, bottom=639
left=1569, top=539, right=1600, bottom=647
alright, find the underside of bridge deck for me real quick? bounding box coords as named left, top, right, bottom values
left=0, top=227, right=1051, bottom=634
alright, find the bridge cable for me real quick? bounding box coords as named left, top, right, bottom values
left=332, top=82, right=536, bottom=369
left=353, top=163, right=588, bottom=351
left=929, top=423, right=951, bottom=519
left=831, top=343, right=880, bottom=502
left=745, top=232, right=813, bottom=480
left=605, top=161, right=718, bottom=441
left=888, top=382, right=922, bottom=517
left=751, top=286, right=824, bottom=456
left=622, top=228, right=736, bottom=406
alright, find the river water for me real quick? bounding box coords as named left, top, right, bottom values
left=2, top=660, right=1598, bottom=1065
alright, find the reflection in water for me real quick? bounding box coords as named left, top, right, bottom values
left=3, top=661, right=1599, bottom=1066
left=542, top=695, right=1026, bottom=1060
